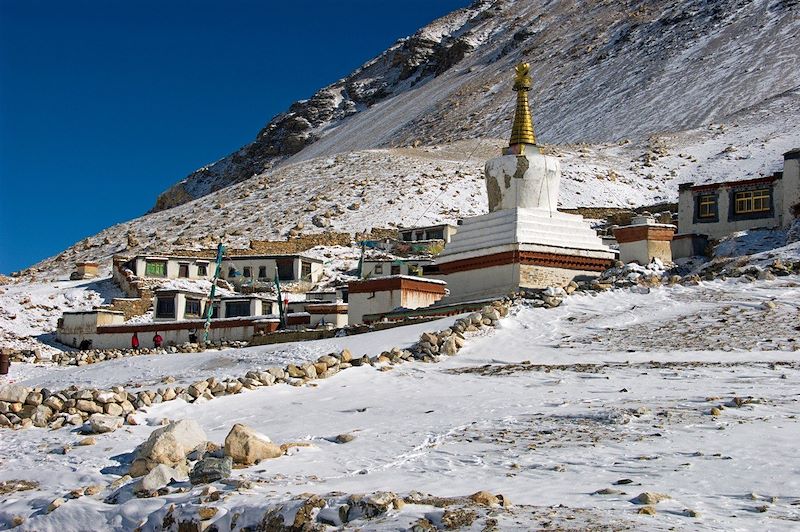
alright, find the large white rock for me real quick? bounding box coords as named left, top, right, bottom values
left=0, top=385, right=31, bottom=404
left=130, top=419, right=207, bottom=477
left=87, top=413, right=123, bottom=434
left=224, top=423, right=282, bottom=465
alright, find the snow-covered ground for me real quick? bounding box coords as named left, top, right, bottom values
left=1, top=277, right=798, bottom=530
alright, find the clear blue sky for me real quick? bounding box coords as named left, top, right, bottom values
left=0, top=0, right=468, bottom=274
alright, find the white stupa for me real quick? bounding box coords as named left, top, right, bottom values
left=430, top=63, right=615, bottom=302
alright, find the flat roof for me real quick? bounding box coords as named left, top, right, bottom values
left=131, top=253, right=324, bottom=263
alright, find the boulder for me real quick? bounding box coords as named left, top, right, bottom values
left=130, top=419, right=207, bottom=476
left=87, top=413, right=123, bottom=434
left=134, top=464, right=183, bottom=493
left=631, top=492, right=670, bottom=505
left=440, top=335, right=459, bottom=356
left=224, top=423, right=282, bottom=465
left=0, top=385, right=30, bottom=404
left=29, top=405, right=53, bottom=427
left=469, top=490, right=500, bottom=506
left=76, top=399, right=103, bottom=414
left=189, top=456, right=232, bottom=485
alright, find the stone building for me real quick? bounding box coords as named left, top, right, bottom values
left=123, top=253, right=324, bottom=283
left=676, top=148, right=800, bottom=242
left=427, top=63, right=615, bottom=302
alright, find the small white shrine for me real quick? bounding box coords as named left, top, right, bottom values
left=431, top=63, right=615, bottom=302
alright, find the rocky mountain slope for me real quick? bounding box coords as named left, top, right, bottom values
left=20, top=82, right=798, bottom=279
left=152, top=0, right=800, bottom=211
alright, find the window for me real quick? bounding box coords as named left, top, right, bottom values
left=243, top=266, right=252, bottom=278
left=374, top=264, right=383, bottom=275
left=301, top=261, right=312, bottom=280
left=197, top=264, right=208, bottom=276
left=228, top=267, right=236, bottom=278
left=698, top=195, right=717, bottom=218
left=178, top=263, right=189, bottom=278
left=145, top=261, right=167, bottom=277
left=225, top=300, right=251, bottom=318
left=276, top=259, right=294, bottom=280
left=391, top=264, right=401, bottom=275
left=402, top=232, right=412, bottom=242
left=258, top=266, right=267, bottom=279
left=734, top=189, right=770, bottom=214
left=427, top=229, right=444, bottom=240
left=261, top=301, right=272, bottom=315
left=156, top=297, right=175, bottom=319
left=185, top=298, right=201, bottom=317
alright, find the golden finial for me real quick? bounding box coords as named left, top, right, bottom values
left=509, top=62, right=536, bottom=148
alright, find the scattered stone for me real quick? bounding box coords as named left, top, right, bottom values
left=710, top=407, right=723, bottom=416
left=0, top=479, right=39, bottom=494
left=631, top=492, right=670, bottom=505
left=638, top=506, right=657, bottom=515
left=78, top=436, right=97, bottom=446
left=593, top=488, right=624, bottom=495
left=84, top=485, right=103, bottom=496
left=190, top=456, right=232, bottom=485
left=441, top=508, right=477, bottom=529
left=224, top=423, right=282, bottom=465
left=685, top=509, right=700, bottom=517
left=47, top=498, right=65, bottom=513
left=11, top=515, right=24, bottom=527
left=198, top=507, right=218, bottom=520
left=334, top=433, right=356, bottom=444
left=134, top=464, right=182, bottom=493
left=469, top=490, right=500, bottom=506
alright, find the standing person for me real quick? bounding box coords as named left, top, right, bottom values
left=131, top=332, right=140, bottom=350
left=153, top=332, right=163, bottom=348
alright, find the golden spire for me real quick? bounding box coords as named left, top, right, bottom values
left=509, top=62, right=536, bottom=147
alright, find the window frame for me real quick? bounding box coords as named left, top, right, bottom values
left=184, top=298, right=201, bottom=318
left=197, top=263, right=208, bottom=277
left=734, top=189, right=770, bottom=214
left=145, top=260, right=167, bottom=278
left=155, top=297, right=176, bottom=319
left=697, top=195, right=717, bottom=218
left=178, top=263, right=190, bottom=278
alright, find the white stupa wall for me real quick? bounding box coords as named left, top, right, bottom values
left=484, top=148, right=561, bottom=212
